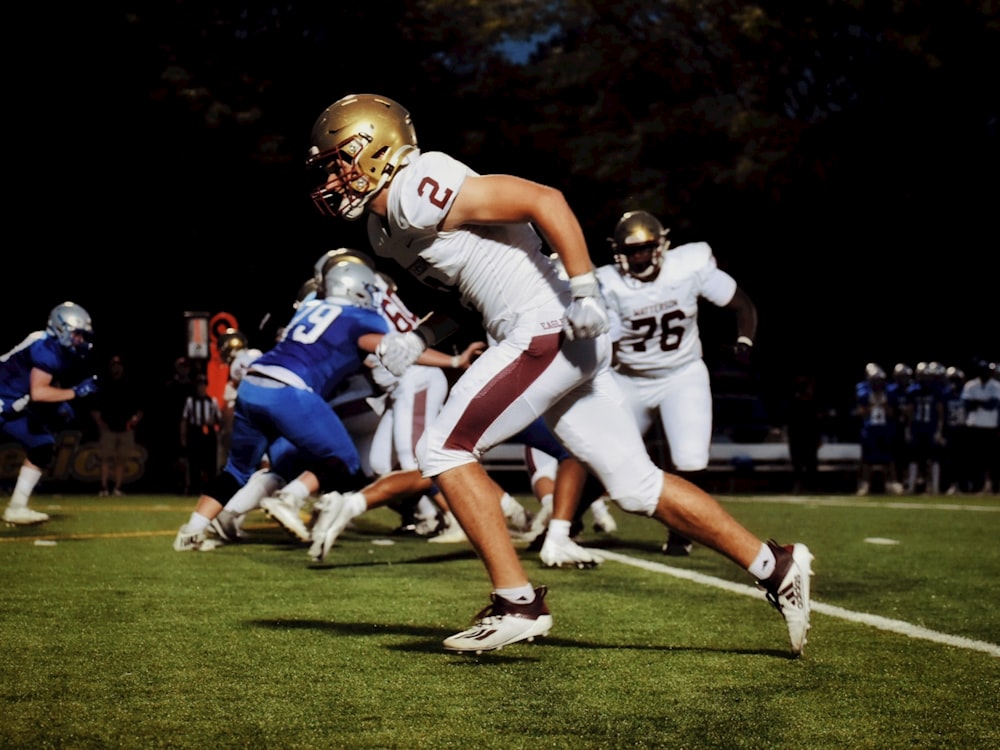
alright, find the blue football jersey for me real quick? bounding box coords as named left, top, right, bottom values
left=253, top=299, right=389, bottom=400
left=0, top=332, right=80, bottom=416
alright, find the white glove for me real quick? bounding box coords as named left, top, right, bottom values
left=563, top=271, right=609, bottom=340
left=375, top=332, right=427, bottom=376
left=365, top=354, right=399, bottom=394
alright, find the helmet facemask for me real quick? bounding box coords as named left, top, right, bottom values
left=617, top=242, right=664, bottom=280
left=608, top=210, right=670, bottom=281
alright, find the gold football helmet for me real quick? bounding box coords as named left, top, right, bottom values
left=608, top=210, right=671, bottom=280
left=217, top=328, right=248, bottom=364
left=306, top=94, right=419, bottom=221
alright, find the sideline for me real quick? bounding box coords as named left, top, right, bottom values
left=598, top=549, right=1000, bottom=658
left=719, top=495, right=1000, bottom=512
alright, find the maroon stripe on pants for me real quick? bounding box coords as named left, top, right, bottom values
left=411, top=387, right=428, bottom=455
left=444, top=333, right=562, bottom=453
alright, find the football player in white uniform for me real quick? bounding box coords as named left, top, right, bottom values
left=597, top=210, right=758, bottom=555
left=306, top=93, right=812, bottom=656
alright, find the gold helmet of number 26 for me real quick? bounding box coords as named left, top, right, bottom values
left=306, top=94, right=419, bottom=221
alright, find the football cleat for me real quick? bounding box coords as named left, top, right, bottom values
left=501, top=494, right=532, bottom=533
left=590, top=497, right=617, bottom=534
left=3, top=506, right=50, bottom=526
left=760, top=540, right=814, bottom=656
left=260, top=492, right=310, bottom=542
left=308, top=491, right=360, bottom=562
left=427, top=521, right=469, bottom=544
left=443, top=586, right=553, bottom=654
left=209, top=510, right=246, bottom=543
left=540, top=536, right=604, bottom=569
left=662, top=530, right=693, bottom=556
left=173, top=525, right=222, bottom=552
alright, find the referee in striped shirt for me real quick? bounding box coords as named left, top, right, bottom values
left=180, top=375, right=222, bottom=495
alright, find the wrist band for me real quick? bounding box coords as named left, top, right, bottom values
left=569, top=271, right=599, bottom=298
left=737, top=335, right=754, bottom=347
left=451, top=355, right=461, bottom=369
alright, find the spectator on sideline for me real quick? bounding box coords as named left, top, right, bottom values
left=597, top=211, right=758, bottom=555
left=961, top=358, right=1000, bottom=495
left=305, top=92, right=812, bottom=655
left=158, top=356, right=197, bottom=493
left=180, top=374, right=223, bottom=495
left=786, top=373, right=824, bottom=495
left=1, top=302, right=97, bottom=525
left=90, top=354, right=144, bottom=497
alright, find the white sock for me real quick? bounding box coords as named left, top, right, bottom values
left=343, top=491, right=368, bottom=519
left=547, top=518, right=571, bottom=541
left=415, top=495, right=438, bottom=520
left=500, top=492, right=523, bottom=515
left=10, top=465, right=43, bottom=509
left=226, top=471, right=283, bottom=515
left=282, top=479, right=311, bottom=507
left=747, top=543, right=777, bottom=580
left=494, top=585, right=535, bottom=604
left=186, top=512, right=212, bottom=534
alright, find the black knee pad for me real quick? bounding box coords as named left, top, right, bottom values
left=26, top=443, right=55, bottom=469
left=313, top=460, right=368, bottom=494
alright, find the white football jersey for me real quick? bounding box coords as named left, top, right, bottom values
left=596, top=242, right=737, bottom=378
left=367, top=151, right=567, bottom=343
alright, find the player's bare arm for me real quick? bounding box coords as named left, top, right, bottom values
left=442, top=174, right=595, bottom=278
left=29, top=368, right=76, bottom=403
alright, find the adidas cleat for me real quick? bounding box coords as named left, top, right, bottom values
left=444, top=586, right=553, bottom=654
left=761, top=540, right=814, bottom=656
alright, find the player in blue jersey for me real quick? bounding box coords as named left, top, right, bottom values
left=854, top=363, right=904, bottom=496
left=904, top=362, right=948, bottom=494
left=174, top=255, right=393, bottom=550
left=887, top=363, right=914, bottom=491
left=1, top=302, right=98, bottom=525
left=174, top=250, right=474, bottom=550
left=941, top=366, right=968, bottom=495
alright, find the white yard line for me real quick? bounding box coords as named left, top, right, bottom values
left=597, top=549, right=1000, bottom=658
left=719, top=495, right=1000, bottom=512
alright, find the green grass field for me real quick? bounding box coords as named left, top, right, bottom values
left=2, top=491, right=998, bottom=749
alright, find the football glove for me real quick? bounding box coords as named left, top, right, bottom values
left=564, top=271, right=609, bottom=341
left=57, top=402, right=76, bottom=423
left=376, top=332, right=426, bottom=377
left=73, top=375, right=99, bottom=399
left=365, top=354, right=400, bottom=394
